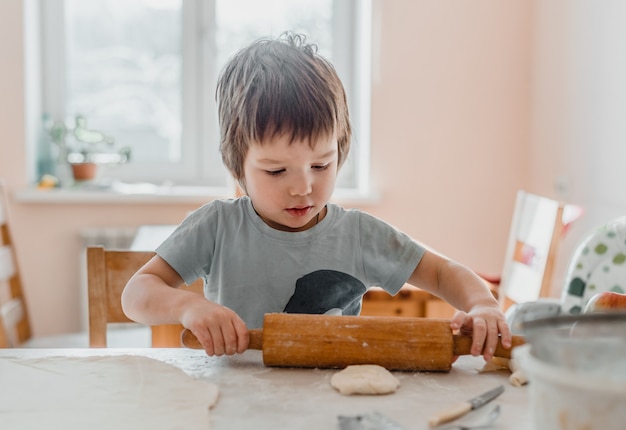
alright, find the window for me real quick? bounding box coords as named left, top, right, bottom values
left=36, top=0, right=371, bottom=193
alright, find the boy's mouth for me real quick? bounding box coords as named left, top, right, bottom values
left=286, top=206, right=313, bottom=217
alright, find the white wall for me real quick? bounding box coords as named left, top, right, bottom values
left=531, top=1, right=626, bottom=290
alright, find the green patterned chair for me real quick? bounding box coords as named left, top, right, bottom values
left=561, top=216, right=626, bottom=314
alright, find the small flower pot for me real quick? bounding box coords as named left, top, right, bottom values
left=70, top=162, right=98, bottom=181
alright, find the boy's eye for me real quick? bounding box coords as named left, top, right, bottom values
left=313, top=164, right=329, bottom=171
left=266, top=169, right=285, bottom=176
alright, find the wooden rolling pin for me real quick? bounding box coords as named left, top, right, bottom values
left=181, top=313, right=525, bottom=371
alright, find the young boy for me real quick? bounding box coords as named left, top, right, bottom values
left=122, top=32, right=511, bottom=361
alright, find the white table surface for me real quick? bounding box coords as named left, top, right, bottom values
left=0, top=348, right=529, bottom=429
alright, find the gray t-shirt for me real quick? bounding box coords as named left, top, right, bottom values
left=156, top=197, right=425, bottom=328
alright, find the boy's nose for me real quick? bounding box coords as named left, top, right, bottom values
left=289, top=172, right=313, bottom=196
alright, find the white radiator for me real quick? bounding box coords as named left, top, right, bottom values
left=78, top=227, right=138, bottom=331
left=81, top=227, right=138, bottom=249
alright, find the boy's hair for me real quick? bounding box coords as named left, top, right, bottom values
left=216, top=32, right=352, bottom=181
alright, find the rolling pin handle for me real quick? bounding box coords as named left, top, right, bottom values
left=452, top=334, right=525, bottom=358
left=180, top=328, right=201, bottom=349
left=248, top=328, right=263, bottom=350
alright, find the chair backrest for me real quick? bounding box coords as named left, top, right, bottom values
left=561, top=215, right=626, bottom=315
left=86, top=246, right=203, bottom=347
left=0, top=181, right=32, bottom=347
left=0, top=314, right=8, bottom=347
left=498, top=190, right=583, bottom=310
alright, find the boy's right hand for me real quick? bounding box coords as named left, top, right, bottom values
left=180, top=301, right=249, bottom=356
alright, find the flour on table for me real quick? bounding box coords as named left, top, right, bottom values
left=330, top=364, right=400, bottom=395
left=0, top=355, right=219, bottom=430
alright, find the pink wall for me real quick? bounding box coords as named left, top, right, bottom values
left=368, top=0, right=530, bottom=268
left=1, top=0, right=532, bottom=336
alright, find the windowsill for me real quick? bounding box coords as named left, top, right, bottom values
left=15, top=182, right=233, bottom=205
left=15, top=182, right=380, bottom=206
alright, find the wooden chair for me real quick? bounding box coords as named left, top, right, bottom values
left=0, top=181, right=32, bottom=347
left=1, top=180, right=91, bottom=347
left=498, top=190, right=583, bottom=311
left=0, top=315, right=8, bottom=348
left=86, top=246, right=203, bottom=347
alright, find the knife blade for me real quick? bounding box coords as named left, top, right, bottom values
left=338, top=412, right=407, bottom=430
left=427, top=384, right=504, bottom=428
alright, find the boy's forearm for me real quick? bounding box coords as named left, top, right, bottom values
left=438, top=261, right=499, bottom=312
left=121, top=274, right=201, bottom=325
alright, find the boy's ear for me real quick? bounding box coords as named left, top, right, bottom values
left=235, top=180, right=246, bottom=197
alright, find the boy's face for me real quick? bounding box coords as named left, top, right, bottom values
left=242, top=132, right=338, bottom=232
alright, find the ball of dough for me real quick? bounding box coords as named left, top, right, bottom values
left=330, top=364, right=400, bottom=395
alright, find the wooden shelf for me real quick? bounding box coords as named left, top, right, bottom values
left=361, top=286, right=456, bottom=319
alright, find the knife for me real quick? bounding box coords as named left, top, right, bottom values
left=427, top=384, right=504, bottom=428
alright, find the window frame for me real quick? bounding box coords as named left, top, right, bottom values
left=35, top=0, right=371, bottom=194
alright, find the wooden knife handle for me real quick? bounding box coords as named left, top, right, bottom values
left=428, top=401, right=472, bottom=427
left=453, top=334, right=525, bottom=358
left=180, top=328, right=263, bottom=350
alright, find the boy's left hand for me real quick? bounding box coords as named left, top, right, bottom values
left=449, top=306, right=512, bottom=361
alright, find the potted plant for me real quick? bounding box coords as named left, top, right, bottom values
left=49, top=115, right=131, bottom=183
